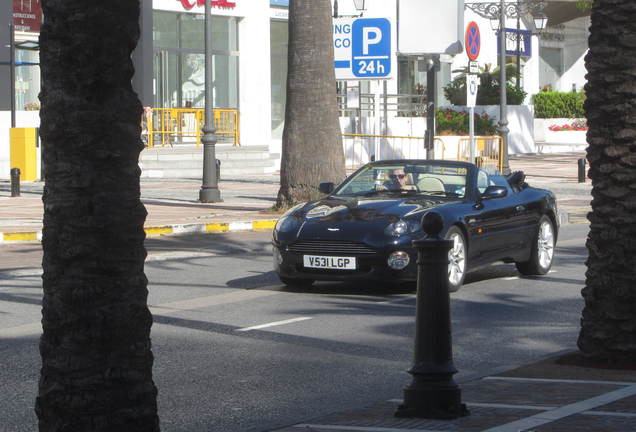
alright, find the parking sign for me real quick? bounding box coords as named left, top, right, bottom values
left=352, top=18, right=391, bottom=78
left=334, top=17, right=393, bottom=80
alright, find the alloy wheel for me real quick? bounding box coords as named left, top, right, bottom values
left=537, top=220, right=554, bottom=269
left=448, top=232, right=466, bottom=286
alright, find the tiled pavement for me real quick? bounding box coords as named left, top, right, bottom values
left=269, top=354, right=636, bottom=432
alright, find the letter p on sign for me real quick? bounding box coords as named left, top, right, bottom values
left=363, top=27, right=382, bottom=55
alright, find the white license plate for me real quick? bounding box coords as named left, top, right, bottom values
left=303, top=255, right=356, bottom=270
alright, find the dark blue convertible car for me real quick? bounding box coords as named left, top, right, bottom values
left=273, top=160, right=558, bottom=291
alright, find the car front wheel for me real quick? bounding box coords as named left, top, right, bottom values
left=446, top=226, right=467, bottom=292
left=516, top=215, right=555, bottom=275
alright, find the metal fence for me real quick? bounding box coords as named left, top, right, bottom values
left=456, top=136, right=504, bottom=173
left=142, top=108, right=239, bottom=147
left=337, top=92, right=428, bottom=136
left=342, top=134, right=503, bottom=172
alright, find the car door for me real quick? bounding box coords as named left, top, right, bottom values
left=464, top=170, right=526, bottom=265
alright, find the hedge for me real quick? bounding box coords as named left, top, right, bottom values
left=532, top=91, right=585, bottom=118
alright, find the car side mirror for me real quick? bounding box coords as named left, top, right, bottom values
left=481, top=185, right=507, bottom=200
left=319, top=182, right=335, bottom=194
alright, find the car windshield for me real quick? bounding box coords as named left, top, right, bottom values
left=334, top=163, right=468, bottom=198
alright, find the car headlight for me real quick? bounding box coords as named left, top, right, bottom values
left=275, top=216, right=301, bottom=233
left=275, top=203, right=306, bottom=233
left=385, top=219, right=420, bottom=237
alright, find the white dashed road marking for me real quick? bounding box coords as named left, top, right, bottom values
left=235, top=317, right=313, bottom=332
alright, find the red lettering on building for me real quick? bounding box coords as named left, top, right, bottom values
left=179, top=0, right=197, bottom=9
left=178, top=0, right=236, bottom=10
left=212, top=0, right=236, bottom=8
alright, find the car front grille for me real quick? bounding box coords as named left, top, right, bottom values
left=287, top=240, right=377, bottom=255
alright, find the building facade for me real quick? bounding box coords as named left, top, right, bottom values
left=0, top=0, right=590, bottom=179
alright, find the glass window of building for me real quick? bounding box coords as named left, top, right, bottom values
left=153, top=11, right=178, bottom=49
left=153, top=11, right=239, bottom=110
left=15, top=48, right=41, bottom=110
left=397, top=57, right=427, bottom=117
left=398, top=57, right=427, bottom=96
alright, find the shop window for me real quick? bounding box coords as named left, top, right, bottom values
left=153, top=11, right=178, bottom=48
left=180, top=14, right=205, bottom=50
left=153, top=12, right=239, bottom=109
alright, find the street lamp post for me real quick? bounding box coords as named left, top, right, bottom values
left=516, top=0, right=521, bottom=90
left=333, top=0, right=366, bottom=18
left=498, top=0, right=509, bottom=173
left=465, top=0, right=547, bottom=174
left=199, top=0, right=222, bottom=203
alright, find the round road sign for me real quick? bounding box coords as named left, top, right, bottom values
left=466, top=21, right=481, bottom=61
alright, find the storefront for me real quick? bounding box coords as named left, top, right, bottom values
left=0, top=0, right=590, bottom=179
left=151, top=0, right=273, bottom=150
left=152, top=2, right=239, bottom=109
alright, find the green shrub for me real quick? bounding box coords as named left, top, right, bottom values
left=436, top=108, right=498, bottom=136
left=443, top=74, right=527, bottom=106
left=532, top=91, right=586, bottom=118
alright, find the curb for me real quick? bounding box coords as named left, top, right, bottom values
left=0, top=219, right=279, bottom=244
left=0, top=208, right=590, bottom=244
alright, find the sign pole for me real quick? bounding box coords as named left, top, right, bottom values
left=425, top=58, right=437, bottom=160
left=469, top=106, right=475, bottom=164
left=465, top=21, right=481, bottom=166
left=466, top=74, right=478, bottom=165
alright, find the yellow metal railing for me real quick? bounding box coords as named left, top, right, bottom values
left=142, top=108, right=239, bottom=148
left=457, top=136, right=504, bottom=173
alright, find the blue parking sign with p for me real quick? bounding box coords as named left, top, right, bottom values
left=352, top=18, right=391, bottom=78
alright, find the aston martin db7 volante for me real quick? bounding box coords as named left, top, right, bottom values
left=272, top=160, right=558, bottom=291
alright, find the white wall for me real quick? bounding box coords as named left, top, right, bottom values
left=238, top=1, right=272, bottom=149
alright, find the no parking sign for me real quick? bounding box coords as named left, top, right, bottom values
left=465, top=21, right=480, bottom=61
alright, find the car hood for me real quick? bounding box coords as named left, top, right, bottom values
left=297, top=196, right=453, bottom=240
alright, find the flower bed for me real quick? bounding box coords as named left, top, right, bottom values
left=548, top=119, right=587, bottom=132
left=436, top=108, right=497, bottom=136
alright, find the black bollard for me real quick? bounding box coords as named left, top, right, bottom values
left=395, top=212, right=469, bottom=419
left=10, top=168, right=21, bottom=197
left=577, top=158, right=586, bottom=183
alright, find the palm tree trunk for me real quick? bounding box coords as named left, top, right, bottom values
left=578, top=0, right=636, bottom=362
left=276, top=0, right=346, bottom=208
left=36, top=1, right=160, bottom=430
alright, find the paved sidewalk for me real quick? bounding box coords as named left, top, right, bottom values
left=269, top=352, right=636, bottom=432
left=0, top=152, right=592, bottom=243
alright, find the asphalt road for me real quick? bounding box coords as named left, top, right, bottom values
left=0, top=224, right=589, bottom=432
